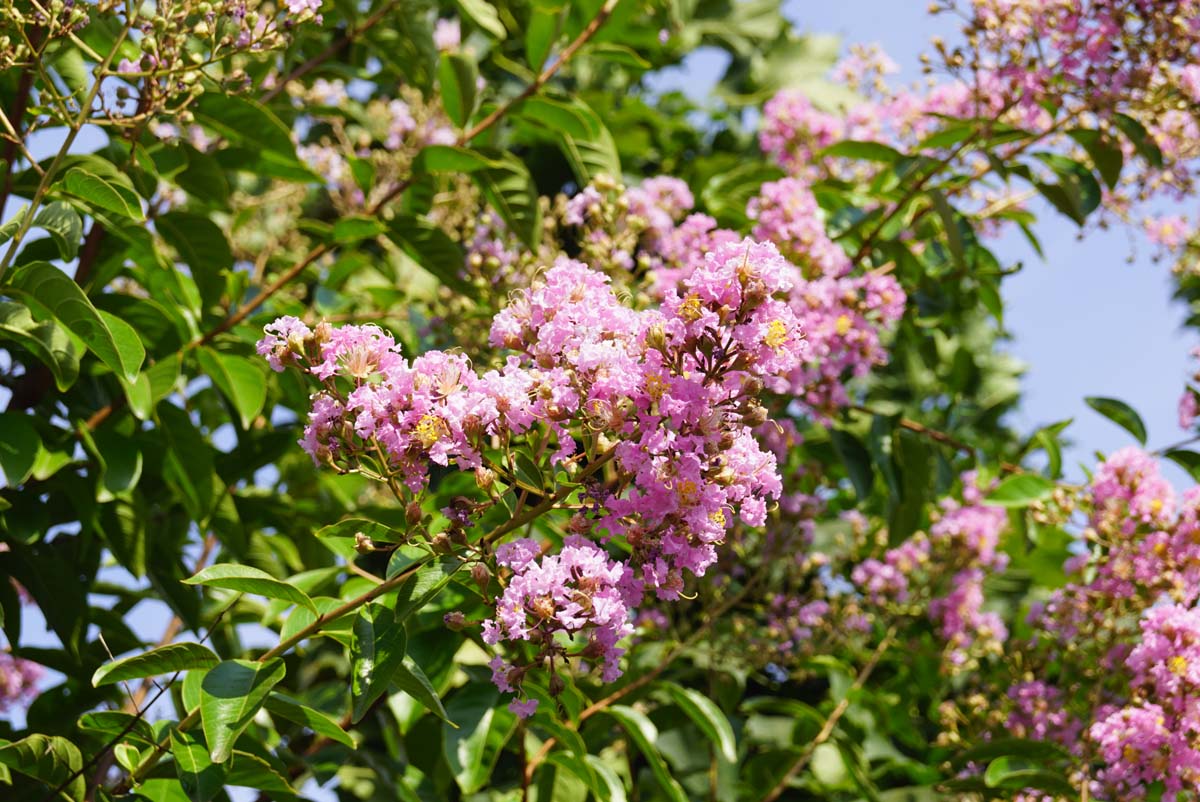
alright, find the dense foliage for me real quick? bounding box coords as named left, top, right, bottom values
left=5, top=0, right=1200, bottom=800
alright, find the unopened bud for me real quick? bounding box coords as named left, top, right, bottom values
left=444, top=611, right=466, bottom=630
left=475, top=465, right=495, bottom=490
left=406, top=501, right=423, bottom=528
left=548, top=673, right=566, bottom=696
left=430, top=533, right=453, bottom=554
left=471, top=562, right=491, bottom=591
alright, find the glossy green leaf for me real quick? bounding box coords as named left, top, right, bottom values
left=264, top=693, right=356, bottom=748
left=455, top=0, right=506, bottom=39
left=471, top=152, right=542, bottom=248
left=31, top=202, right=83, bottom=260
left=0, top=734, right=85, bottom=801
left=170, top=731, right=226, bottom=802
left=195, top=348, right=267, bottom=429
left=984, top=473, right=1054, bottom=507
left=442, top=682, right=515, bottom=794
left=391, top=655, right=452, bottom=724
left=92, top=642, right=220, bottom=687
left=660, top=681, right=738, bottom=763
left=63, top=168, right=144, bottom=221
left=438, top=52, right=479, bottom=128
left=184, top=563, right=318, bottom=613
left=1084, top=395, right=1148, bottom=444
left=601, top=706, right=687, bottom=802
left=350, top=602, right=409, bottom=722
left=0, top=300, right=79, bottom=390
left=199, top=658, right=286, bottom=763
left=0, top=412, right=41, bottom=487
left=156, top=212, right=233, bottom=307
left=8, top=261, right=145, bottom=381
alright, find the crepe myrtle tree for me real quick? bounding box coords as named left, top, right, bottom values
left=4, top=0, right=1200, bottom=800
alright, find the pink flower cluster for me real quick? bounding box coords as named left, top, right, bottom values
left=1090, top=604, right=1200, bottom=798
left=262, top=238, right=809, bottom=707
left=492, top=242, right=805, bottom=597
left=485, top=536, right=635, bottom=717
left=852, top=472, right=1009, bottom=668
left=629, top=176, right=905, bottom=417
left=0, top=653, right=41, bottom=713
left=1005, top=680, right=1083, bottom=747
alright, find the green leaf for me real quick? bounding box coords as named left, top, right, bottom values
left=1084, top=396, right=1148, bottom=444
left=264, top=693, right=356, bottom=748
left=443, top=682, right=515, bottom=794
left=1165, top=449, right=1200, bottom=481
left=63, top=168, right=144, bottom=221
left=1066, top=129, right=1124, bottom=190
left=456, top=0, right=506, bottom=39
left=157, top=401, right=217, bottom=520
left=350, top=602, right=409, bottom=722
left=31, top=202, right=83, bottom=260
left=659, top=681, right=737, bottom=763
left=331, top=215, right=386, bottom=244
left=156, top=212, right=233, bottom=307
left=92, top=642, right=220, bottom=687
left=438, top=52, right=479, bottom=128
left=526, top=6, right=563, bottom=68
left=984, top=757, right=1073, bottom=795
left=316, top=517, right=408, bottom=544
left=819, top=140, right=903, bottom=163
left=225, top=751, right=296, bottom=794
left=518, top=96, right=621, bottom=184
left=0, top=300, right=79, bottom=390
left=1112, top=113, right=1163, bottom=168
left=700, top=161, right=784, bottom=228
left=393, top=557, right=460, bottom=619
left=0, top=734, right=84, bottom=801
left=1032, top=153, right=1101, bottom=225
left=0, top=412, right=41, bottom=487
left=587, top=42, right=651, bottom=69
left=472, top=152, right=542, bottom=248
left=391, top=655, right=452, bottom=724
left=414, top=145, right=502, bottom=173
left=170, top=731, right=226, bottom=802
left=193, top=94, right=297, bottom=160
left=984, top=474, right=1054, bottom=508
left=829, top=428, right=874, bottom=500
left=184, top=564, right=318, bottom=613
left=601, top=706, right=687, bottom=802
left=199, top=658, right=286, bottom=763
left=387, top=215, right=472, bottom=296
left=195, top=348, right=267, bottom=429
left=8, top=261, right=145, bottom=382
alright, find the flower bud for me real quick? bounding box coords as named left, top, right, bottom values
left=430, top=533, right=453, bottom=554
left=548, top=673, right=566, bottom=696
left=353, top=532, right=376, bottom=554
left=471, top=563, right=491, bottom=591
left=406, top=501, right=423, bottom=528
left=475, top=465, right=495, bottom=490
left=443, top=611, right=466, bottom=630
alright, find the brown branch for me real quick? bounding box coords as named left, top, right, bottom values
left=760, top=628, right=897, bottom=802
